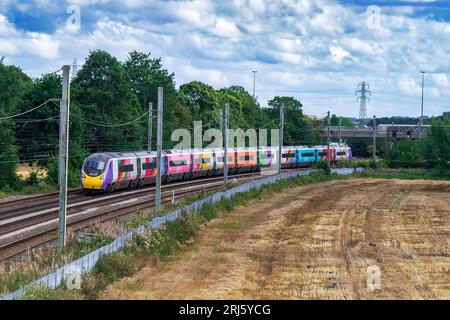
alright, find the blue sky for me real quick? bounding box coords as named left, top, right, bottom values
left=1, top=0, right=449, bottom=118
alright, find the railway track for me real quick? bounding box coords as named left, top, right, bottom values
left=0, top=172, right=266, bottom=261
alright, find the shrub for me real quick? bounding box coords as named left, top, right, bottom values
left=386, top=139, right=423, bottom=168
left=26, top=171, right=39, bottom=186
left=313, top=160, right=331, bottom=174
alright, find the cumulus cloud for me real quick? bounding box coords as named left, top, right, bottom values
left=0, top=0, right=449, bottom=117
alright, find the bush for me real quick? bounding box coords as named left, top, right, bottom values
left=386, top=139, right=423, bottom=168
left=352, top=159, right=370, bottom=170
left=21, top=285, right=84, bottom=300
left=313, top=160, right=331, bottom=174
left=369, top=159, right=381, bottom=169
left=26, top=171, right=39, bottom=186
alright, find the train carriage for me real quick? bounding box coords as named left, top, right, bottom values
left=135, top=151, right=166, bottom=187
left=315, top=146, right=334, bottom=162
left=281, top=147, right=297, bottom=169
left=191, top=149, right=215, bottom=178
left=165, top=149, right=191, bottom=182
left=235, top=147, right=258, bottom=173
left=297, top=146, right=316, bottom=167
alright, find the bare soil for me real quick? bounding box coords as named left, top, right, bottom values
left=103, top=178, right=450, bottom=300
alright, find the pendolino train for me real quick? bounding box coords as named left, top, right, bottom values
left=80, top=143, right=352, bottom=192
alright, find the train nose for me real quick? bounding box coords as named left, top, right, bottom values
left=81, top=172, right=104, bottom=190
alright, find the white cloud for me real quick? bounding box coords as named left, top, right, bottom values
left=0, top=1, right=449, bottom=116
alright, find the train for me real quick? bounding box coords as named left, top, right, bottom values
left=80, top=143, right=352, bottom=192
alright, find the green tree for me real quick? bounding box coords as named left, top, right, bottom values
left=421, top=119, right=450, bottom=169
left=218, top=86, right=269, bottom=130
left=267, top=96, right=316, bottom=145
left=327, top=114, right=355, bottom=127
left=0, top=59, right=32, bottom=189
left=178, top=81, right=222, bottom=127
left=387, top=139, right=423, bottom=168
left=73, top=50, right=145, bottom=153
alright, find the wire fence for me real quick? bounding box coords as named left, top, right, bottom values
left=0, top=167, right=364, bottom=300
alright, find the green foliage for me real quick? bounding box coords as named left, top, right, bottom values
left=21, top=285, right=85, bottom=300
left=313, top=160, right=331, bottom=174
left=386, top=139, right=423, bottom=168
left=73, top=50, right=146, bottom=152
left=421, top=119, right=450, bottom=169
left=26, top=170, right=39, bottom=186
left=0, top=60, right=32, bottom=190
left=358, top=168, right=449, bottom=180
left=267, top=96, right=317, bottom=145
left=325, top=114, right=356, bottom=128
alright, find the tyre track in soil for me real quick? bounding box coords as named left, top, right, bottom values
left=103, top=179, right=450, bottom=300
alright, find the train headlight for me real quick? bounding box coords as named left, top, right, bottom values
left=81, top=172, right=86, bottom=179
left=100, top=174, right=105, bottom=180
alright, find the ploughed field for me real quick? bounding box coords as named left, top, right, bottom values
left=104, top=178, right=450, bottom=300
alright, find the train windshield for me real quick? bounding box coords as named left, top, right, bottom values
left=84, top=154, right=108, bottom=176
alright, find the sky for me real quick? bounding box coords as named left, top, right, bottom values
left=0, top=0, right=449, bottom=118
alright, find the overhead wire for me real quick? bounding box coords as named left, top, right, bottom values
left=0, top=99, right=60, bottom=121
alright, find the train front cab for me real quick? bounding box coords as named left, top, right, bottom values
left=81, top=153, right=112, bottom=192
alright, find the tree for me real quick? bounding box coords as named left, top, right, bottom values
left=73, top=50, right=145, bottom=152
left=0, top=59, right=32, bottom=189
left=387, top=139, right=423, bottom=168
left=267, top=96, right=316, bottom=145
left=327, top=114, right=355, bottom=127
left=124, top=51, right=177, bottom=110
left=421, top=119, right=450, bottom=169
left=178, top=81, right=222, bottom=126
left=219, top=86, right=269, bottom=130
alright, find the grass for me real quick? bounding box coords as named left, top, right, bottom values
left=0, top=182, right=57, bottom=199
left=1, top=185, right=231, bottom=297
left=357, top=168, right=450, bottom=180
left=16, top=171, right=352, bottom=300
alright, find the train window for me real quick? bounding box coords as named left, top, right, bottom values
left=282, top=153, right=296, bottom=158
left=119, top=164, right=134, bottom=172
left=84, top=160, right=105, bottom=171
left=193, top=157, right=202, bottom=165
left=301, top=152, right=315, bottom=157
left=319, top=152, right=328, bottom=157
left=337, top=151, right=346, bottom=156
left=84, top=154, right=109, bottom=176
left=202, top=157, right=210, bottom=164
left=239, top=155, right=254, bottom=161
left=170, top=160, right=187, bottom=167
left=142, top=162, right=156, bottom=170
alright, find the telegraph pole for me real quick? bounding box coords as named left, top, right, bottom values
left=223, top=103, right=229, bottom=188
left=338, top=116, right=342, bottom=145
left=218, top=109, right=223, bottom=134
left=327, top=111, right=331, bottom=168
left=278, top=105, right=284, bottom=174
left=58, top=65, right=71, bottom=249
left=373, top=115, right=377, bottom=159
left=155, top=88, right=163, bottom=212
left=252, top=70, right=257, bottom=100
left=148, top=102, right=153, bottom=151
left=419, top=71, right=426, bottom=141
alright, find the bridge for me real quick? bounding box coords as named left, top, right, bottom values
left=319, top=124, right=430, bottom=140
